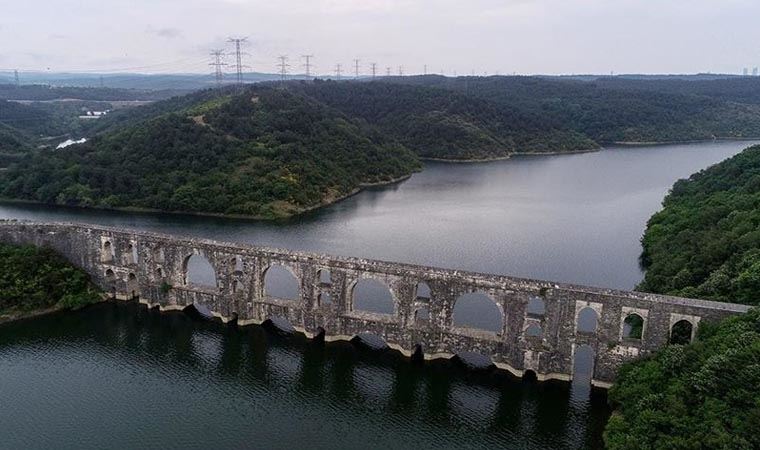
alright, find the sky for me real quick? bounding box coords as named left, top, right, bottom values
left=1, top=0, right=759, bottom=76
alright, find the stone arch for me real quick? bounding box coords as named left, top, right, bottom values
left=101, top=240, right=114, bottom=262
left=415, top=281, right=431, bottom=299
left=525, top=323, right=542, bottom=338
left=527, top=296, right=545, bottom=316
left=522, top=369, right=538, bottom=382
left=452, top=291, right=503, bottom=334
left=105, top=268, right=115, bottom=279
left=576, top=307, right=599, bottom=334
left=127, top=272, right=138, bottom=298
left=670, top=320, right=694, bottom=345
left=572, top=344, right=595, bottom=385
left=351, top=278, right=395, bottom=315
left=264, top=264, right=300, bottom=301
left=183, top=253, right=217, bottom=288
left=622, top=313, right=645, bottom=340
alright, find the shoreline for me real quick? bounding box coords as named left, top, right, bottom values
left=0, top=305, right=64, bottom=325
left=0, top=173, right=415, bottom=222
left=609, top=136, right=760, bottom=146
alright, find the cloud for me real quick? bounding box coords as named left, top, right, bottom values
left=146, top=26, right=182, bottom=39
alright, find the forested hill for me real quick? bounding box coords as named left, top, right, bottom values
left=0, top=86, right=419, bottom=219
left=638, top=145, right=760, bottom=305
left=293, top=81, right=595, bottom=159
left=387, top=75, right=760, bottom=143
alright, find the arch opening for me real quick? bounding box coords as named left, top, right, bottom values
left=231, top=256, right=244, bottom=274
left=318, top=269, right=331, bottom=285
left=127, top=272, right=138, bottom=299
left=623, top=314, right=645, bottom=340
left=155, top=267, right=164, bottom=279
left=670, top=320, right=694, bottom=345
left=127, top=243, right=138, bottom=265
left=264, top=316, right=296, bottom=335
left=452, top=291, right=503, bottom=334
left=577, top=307, right=598, bottom=334
left=527, top=296, right=545, bottom=316
left=415, top=282, right=431, bottom=299
left=101, top=240, right=113, bottom=262
left=232, top=280, right=243, bottom=295
left=525, top=323, right=542, bottom=338
left=105, top=268, right=115, bottom=279
left=352, top=278, right=394, bottom=315
left=184, top=254, right=217, bottom=288
left=264, top=265, right=300, bottom=301
left=572, top=344, right=595, bottom=385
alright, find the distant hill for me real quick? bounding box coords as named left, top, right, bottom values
left=293, top=80, right=595, bottom=159
left=0, top=85, right=420, bottom=219
left=0, top=83, right=182, bottom=102
left=386, top=75, right=760, bottom=143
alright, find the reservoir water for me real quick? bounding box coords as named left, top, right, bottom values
left=1, top=140, right=756, bottom=449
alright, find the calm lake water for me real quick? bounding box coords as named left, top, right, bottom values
left=1, top=140, right=756, bottom=449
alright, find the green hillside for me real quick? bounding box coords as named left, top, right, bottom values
left=638, top=145, right=760, bottom=305
left=295, top=81, right=596, bottom=159
left=0, top=86, right=419, bottom=219
left=389, top=76, right=760, bottom=143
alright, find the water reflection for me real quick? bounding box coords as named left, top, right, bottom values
left=0, top=302, right=610, bottom=449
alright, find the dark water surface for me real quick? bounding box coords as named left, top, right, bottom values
left=0, top=303, right=610, bottom=450
left=1, top=141, right=756, bottom=449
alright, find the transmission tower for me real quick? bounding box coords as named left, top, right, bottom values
left=209, top=49, right=227, bottom=86
left=227, top=37, right=249, bottom=85
left=277, top=55, right=290, bottom=84
left=335, top=63, right=342, bottom=80
left=301, top=54, right=314, bottom=77
left=398, top=65, right=403, bottom=77
left=353, top=58, right=360, bottom=78
left=370, top=62, right=377, bottom=79
left=14, top=69, right=19, bottom=86
left=386, top=67, right=391, bottom=77
left=423, top=64, right=427, bottom=75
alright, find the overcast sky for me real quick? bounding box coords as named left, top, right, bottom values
left=2, top=0, right=759, bottom=76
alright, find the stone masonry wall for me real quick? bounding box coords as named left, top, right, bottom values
left=0, top=220, right=749, bottom=386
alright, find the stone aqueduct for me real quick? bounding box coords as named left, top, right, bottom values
left=0, top=221, right=749, bottom=387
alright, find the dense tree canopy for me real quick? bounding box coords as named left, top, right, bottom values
left=388, top=75, right=760, bottom=143
left=604, top=308, right=760, bottom=449
left=0, top=86, right=419, bottom=219
left=638, top=145, right=760, bottom=305
left=294, top=80, right=595, bottom=159
left=0, top=243, right=101, bottom=314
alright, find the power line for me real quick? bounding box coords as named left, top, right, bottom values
left=301, top=54, right=314, bottom=77
left=227, top=37, right=249, bottom=85
left=277, top=55, right=290, bottom=84
left=335, top=63, right=342, bottom=80
left=209, top=49, right=227, bottom=86
left=353, top=58, right=360, bottom=78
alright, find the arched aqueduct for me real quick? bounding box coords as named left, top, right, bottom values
left=0, top=221, right=748, bottom=387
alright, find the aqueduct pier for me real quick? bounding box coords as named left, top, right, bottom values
left=0, top=221, right=749, bottom=387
